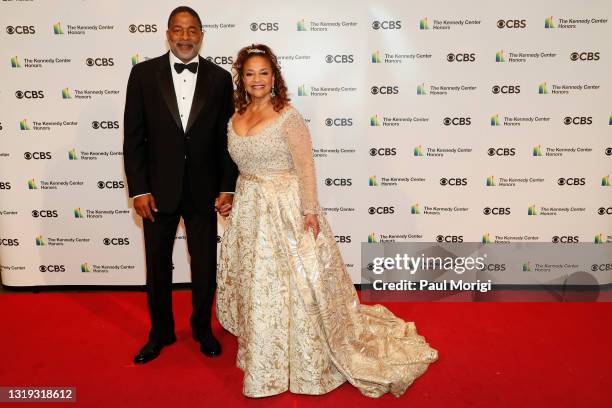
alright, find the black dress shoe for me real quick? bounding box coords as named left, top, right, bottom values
left=198, top=333, right=222, bottom=357
left=133, top=337, right=176, bottom=364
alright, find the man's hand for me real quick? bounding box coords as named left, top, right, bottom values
left=215, top=193, right=234, bottom=217
left=133, top=194, right=158, bottom=222
left=304, top=214, right=320, bottom=240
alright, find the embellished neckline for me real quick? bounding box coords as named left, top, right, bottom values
left=230, top=106, right=294, bottom=138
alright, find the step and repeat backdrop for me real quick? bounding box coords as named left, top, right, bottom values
left=0, top=0, right=610, bottom=286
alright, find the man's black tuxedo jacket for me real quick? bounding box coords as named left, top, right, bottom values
left=123, top=52, right=237, bottom=213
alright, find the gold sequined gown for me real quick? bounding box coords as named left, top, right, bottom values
left=216, top=106, right=438, bottom=398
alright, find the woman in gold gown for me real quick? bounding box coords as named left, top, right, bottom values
left=216, top=44, right=438, bottom=399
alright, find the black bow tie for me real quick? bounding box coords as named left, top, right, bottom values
left=174, top=62, right=198, bottom=74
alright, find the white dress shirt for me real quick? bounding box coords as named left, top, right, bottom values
left=169, top=51, right=198, bottom=131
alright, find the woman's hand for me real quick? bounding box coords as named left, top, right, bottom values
left=304, top=214, right=320, bottom=240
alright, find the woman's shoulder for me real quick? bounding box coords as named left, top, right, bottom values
left=279, top=104, right=304, bottom=122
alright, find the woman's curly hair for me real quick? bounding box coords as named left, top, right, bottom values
left=232, top=44, right=290, bottom=114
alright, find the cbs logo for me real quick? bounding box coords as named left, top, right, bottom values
left=492, top=85, right=520, bottom=94
left=440, top=178, right=467, bottom=186
left=563, top=116, right=592, bottom=125
left=552, top=236, right=579, bottom=243
left=371, top=86, right=398, bottom=95
left=369, top=148, right=396, bottom=156
left=481, top=263, right=507, bottom=271
left=129, top=24, right=157, bottom=33
left=15, top=90, right=44, bottom=99
left=496, top=19, right=526, bottom=29
left=368, top=206, right=395, bottom=215
left=570, top=52, right=600, bottom=61
left=39, top=265, right=66, bottom=272
left=97, top=181, right=125, bottom=189
left=597, top=207, right=612, bottom=215
left=6, top=25, right=35, bottom=34
left=557, top=178, right=585, bottom=186
left=24, top=152, right=52, bottom=160
left=250, top=22, right=279, bottom=31
left=103, top=238, right=130, bottom=245
left=0, top=182, right=11, bottom=190
left=606, top=147, right=612, bottom=156
left=325, top=178, right=352, bottom=186
left=443, top=117, right=471, bottom=126
left=0, top=238, right=19, bottom=246
left=483, top=207, right=511, bottom=215
left=446, top=53, right=476, bottom=62
left=335, top=235, right=352, bottom=243
left=86, top=58, right=115, bottom=67
left=31, top=210, right=58, bottom=218
left=92, top=121, right=119, bottom=129
left=488, top=147, right=516, bottom=156
left=325, top=54, right=354, bottom=63
left=206, top=56, right=234, bottom=65
left=592, top=263, right=612, bottom=271
left=436, top=235, right=464, bottom=243
left=372, top=20, right=401, bottom=30
left=325, top=118, right=353, bottom=127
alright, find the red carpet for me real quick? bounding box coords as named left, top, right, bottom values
left=0, top=291, right=610, bottom=407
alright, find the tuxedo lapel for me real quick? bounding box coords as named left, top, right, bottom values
left=156, top=52, right=183, bottom=132
left=185, top=56, right=213, bottom=134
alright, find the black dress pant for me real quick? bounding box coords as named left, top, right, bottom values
left=142, top=168, right=217, bottom=343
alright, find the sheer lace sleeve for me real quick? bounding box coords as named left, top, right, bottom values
left=282, top=108, right=321, bottom=215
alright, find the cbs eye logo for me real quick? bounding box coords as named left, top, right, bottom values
left=606, top=147, right=612, bottom=156
left=6, top=25, right=36, bottom=35
left=496, top=19, right=526, bottom=29
left=552, top=235, right=579, bottom=243
left=557, top=177, right=585, bottom=186
left=446, top=53, right=475, bottom=62
left=372, top=20, right=401, bottom=30
left=570, top=52, right=600, bottom=61
left=129, top=24, right=157, bottom=33
left=368, top=206, right=395, bottom=215
left=440, top=177, right=467, bottom=186
left=325, top=118, right=353, bottom=127
left=250, top=22, right=279, bottom=31
left=97, top=181, right=125, bottom=189
left=369, top=147, right=396, bottom=156
left=92, top=120, right=119, bottom=129
left=15, top=90, right=44, bottom=99
left=103, top=238, right=130, bottom=245
left=39, top=265, right=65, bottom=272
left=492, top=85, right=520, bottom=94
left=24, top=152, right=52, bottom=160
left=443, top=117, right=471, bottom=126
left=86, top=58, right=115, bottom=67
left=597, top=207, right=612, bottom=215
left=325, top=54, right=354, bottom=63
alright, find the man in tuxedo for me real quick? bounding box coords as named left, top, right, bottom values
left=123, top=6, right=237, bottom=364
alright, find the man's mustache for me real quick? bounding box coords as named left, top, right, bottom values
left=176, top=41, right=194, bottom=47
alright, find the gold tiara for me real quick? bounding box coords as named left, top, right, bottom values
left=246, top=48, right=265, bottom=54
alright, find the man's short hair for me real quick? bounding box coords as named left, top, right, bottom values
left=167, top=6, right=202, bottom=30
